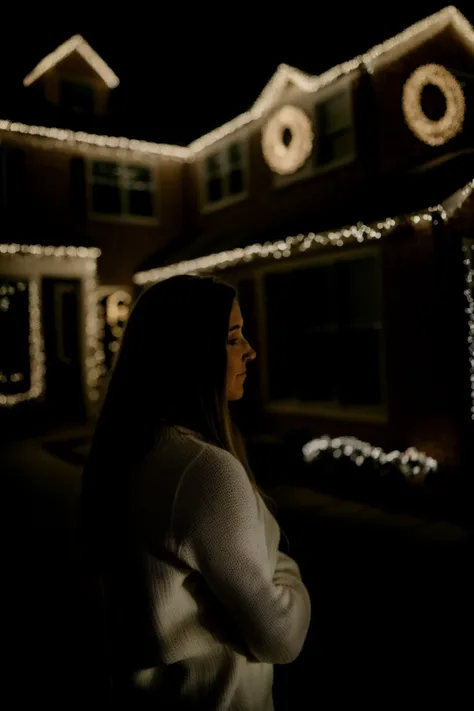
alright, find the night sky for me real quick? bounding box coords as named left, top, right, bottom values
left=3, top=2, right=474, bottom=146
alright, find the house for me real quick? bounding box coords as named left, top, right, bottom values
left=133, top=6, right=474, bottom=471
left=0, top=34, right=186, bottom=422
left=3, top=6, right=474, bottom=471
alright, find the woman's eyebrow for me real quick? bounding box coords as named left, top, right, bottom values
left=228, top=322, right=243, bottom=332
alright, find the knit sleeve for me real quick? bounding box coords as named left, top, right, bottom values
left=172, top=446, right=311, bottom=665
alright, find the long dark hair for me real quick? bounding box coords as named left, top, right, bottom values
left=81, top=274, right=276, bottom=576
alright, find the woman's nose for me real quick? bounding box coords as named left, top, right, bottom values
left=246, top=344, right=257, bottom=361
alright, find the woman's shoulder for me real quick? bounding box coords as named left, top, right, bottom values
left=144, top=424, right=239, bottom=477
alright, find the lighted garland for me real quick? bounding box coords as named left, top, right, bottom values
left=134, top=203, right=451, bottom=286
left=0, top=244, right=101, bottom=407
left=402, top=64, right=465, bottom=146
left=302, top=435, right=438, bottom=479
left=0, top=279, right=44, bottom=406
left=462, top=240, right=474, bottom=420
left=262, top=105, right=313, bottom=175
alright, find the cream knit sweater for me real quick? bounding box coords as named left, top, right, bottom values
left=112, top=424, right=311, bottom=710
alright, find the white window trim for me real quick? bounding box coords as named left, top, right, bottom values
left=313, top=84, right=357, bottom=176
left=199, top=138, right=249, bottom=214
left=86, top=158, right=159, bottom=225
left=260, top=245, right=387, bottom=421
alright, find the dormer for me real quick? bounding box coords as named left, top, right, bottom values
left=23, top=35, right=119, bottom=116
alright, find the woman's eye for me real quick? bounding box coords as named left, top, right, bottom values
left=228, top=339, right=239, bottom=346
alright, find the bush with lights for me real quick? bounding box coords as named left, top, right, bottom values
left=301, top=435, right=438, bottom=495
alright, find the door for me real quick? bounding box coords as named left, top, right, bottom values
left=42, top=278, right=85, bottom=420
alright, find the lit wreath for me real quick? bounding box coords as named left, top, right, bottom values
left=402, top=64, right=465, bottom=146
left=262, top=105, right=313, bottom=175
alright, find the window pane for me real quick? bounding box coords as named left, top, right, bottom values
left=228, top=142, right=242, bottom=166
left=337, top=257, right=381, bottom=328
left=205, top=154, right=221, bottom=178
left=297, top=264, right=336, bottom=327
left=123, top=165, right=152, bottom=187
left=319, top=92, right=351, bottom=133
left=265, top=270, right=297, bottom=399
left=320, top=129, right=354, bottom=164
left=92, top=184, right=121, bottom=214
left=228, top=168, right=244, bottom=195
left=0, top=278, right=30, bottom=395
left=60, top=80, right=94, bottom=114
left=265, top=266, right=336, bottom=401
left=265, top=258, right=383, bottom=407
left=298, top=331, right=337, bottom=401
left=92, top=161, right=119, bottom=183
left=337, top=329, right=382, bottom=405
left=207, top=177, right=223, bottom=203
left=129, top=189, right=154, bottom=216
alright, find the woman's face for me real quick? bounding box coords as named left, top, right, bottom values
left=226, top=299, right=256, bottom=401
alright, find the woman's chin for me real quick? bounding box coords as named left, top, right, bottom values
left=227, top=387, right=244, bottom=401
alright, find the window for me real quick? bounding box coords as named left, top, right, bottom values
left=203, top=141, right=245, bottom=206
left=89, top=161, right=155, bottom=219
left=316, top=89, right=355, bottom=167
left=60, top=80, right=94, bottom=114
left=265, top=254, right=383, bottom=407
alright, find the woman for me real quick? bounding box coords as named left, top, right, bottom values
left=81, top=274, right=311, bottom=710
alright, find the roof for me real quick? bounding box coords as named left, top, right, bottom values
left=0, top=243, right=101, bottom=259
left=23, top=34, right=120, bottom=89
left=0, top=119, right=189, bottom=160
left=4, top=6, right=472, bottom=159
left=188, top=5, right=474, bottom=152
left=133, top=173, right=474, bottom=286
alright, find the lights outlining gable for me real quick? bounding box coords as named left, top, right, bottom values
left=0, top=242, right=101, bottom=259
left=0, top=120, right=189, bottom=161
left=23, top=34, right=120, bottom=89
left=5, top=8, right=472, bottom=160
left=188, top=6, right=474, bottom=153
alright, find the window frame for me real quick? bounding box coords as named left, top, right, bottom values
left=314, top=84, right=357, bottom=175
left=199, top=138, right=249, bottom=213
left=259, top=245, right=387, bottom=423
left=86, top=158, right=159, bottom=224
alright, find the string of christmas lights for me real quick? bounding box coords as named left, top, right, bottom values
left=189, top=6, right=472, bottom=153
left=0, top=279, right=45, bottom=406
left=134, top=202, right=453, bottom=286
left=0, top=121, right=189, bottom=160
left=0, top=243, right=101, bottom=258
left=0, top=246, right=102, bottom=407
left=302, top=435, right=438, bottom=478
left=0, top=8, right=468, bottom=160
left=23, top=34, right=120, bottom=89
left=462, top=241, right=474, bottom=420
left=402, top=64, right=465, bottom=146
left=84, top=263, right=102, bottom=403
